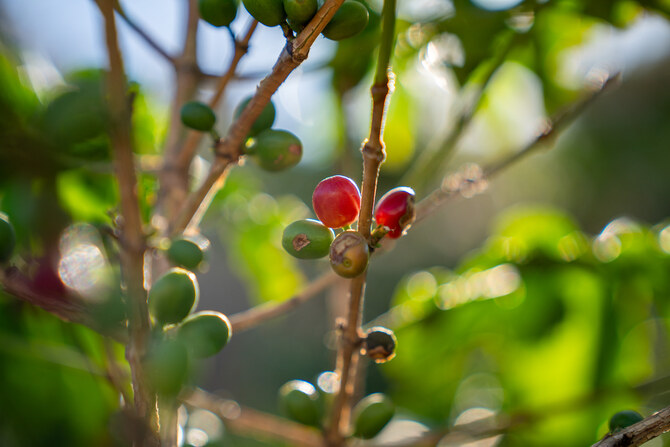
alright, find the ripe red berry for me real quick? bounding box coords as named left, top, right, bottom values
left=374, top=187, right=416, bottom=239
left=312, top=175, right=361, bottom=229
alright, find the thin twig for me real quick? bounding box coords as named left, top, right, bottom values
left=326, top=1, right=397, bottom=445
left=230, top=271, right=339, bottom=333
left=113, top=0, right=176, bottom=65
left=175, top=20, right=259, bottom=170
left=97, top=0, right=157, bottom=444
left=401, top=30, right=519, bottom=193
left=184, top=388, right=325, bottom=447
left=593, top=407, right=670, bottom=446
left=170, top=0, right=347, bottom=235
left=157, top=0, right=202, bottom=223
left=415, top=72, right=622, bottom=223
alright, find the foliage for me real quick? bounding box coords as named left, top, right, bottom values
left=0, top=0, right=669, bottom=446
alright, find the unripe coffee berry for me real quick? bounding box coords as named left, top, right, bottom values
left=374, top=187, right=416, bottom=239
left=246, top=129, right=302, bottom=172
left=282, top=219, right=334, bottom=259
left=166, top=237, right=205, bottom=270
left=609, top=410, right=643, bottom=433
left=234, top=96, right=276, bottom=137
left=199, top=0, right=238, bottom=27
left=144, top=337, right=190, bottom=396
left=283, top=0, right=317, bottom=25
left=180, top=101, right=216, bottom=132
left=178, top=311, right=232, bottom=358
left=278, top=380, right=321, bottom=426
left=312, top=175, right=361, bottom=229
left=362, top=327, right=396, bottom=363
left=329, top=231, right=369, bottom=278
left=0, top=213, right=16, bottom=263
left=148, top=268, right=199, bottom=326
left=352, top=393, right=395, bottom=439
left=242, top=0, right=285, bottom=27
left=322, top=0, right=369, bottom=41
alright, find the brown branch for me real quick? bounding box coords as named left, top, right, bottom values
left=175, top=20, right=259, bottom=170
left=415, top=72, right=621, bottom=223
left=592, top=406, right=670, bottom=446
left=157, top=0, right=202, bottom=223
left=170, top=0, right=346, bottom=235
left=183, top=388, right=325, bottom=447
left=97, top=1, right=157, bottom=444
left=326, top=2, right=397, bottom=445
left=113, top=0, right=176, bottom=65
left=230, top=271, right=339, bottom=333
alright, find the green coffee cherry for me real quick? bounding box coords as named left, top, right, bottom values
left=609, top=410, right=643, bottom=433
left=199, top=0, right=238, bottom=27
left=180, top=101, right=216, bottom=131
left=167, top=238, right=205, bottom=270
left=242, top=0, right=285, bottom=27
left=234, top=96, right=276, bottom=137
left=178, top=311, right=232, bottom=358
left=148, top=268, right=199, bottom=326
left=283, top=0, right=318, bottom=24
left=322, top=0, right=369, bottom=41
left=278, top=380, right=321, bottom=426
left=0, top=213, right=16, bottom=263
left=329, top=231, right=369, bottom=278
left=352, top=393, right=395, bottom=439
left=246, top=129, right=302, bottom=172
left=144, top=338, right=189, bottom=396
left=282, top=219, right=334, bottom=259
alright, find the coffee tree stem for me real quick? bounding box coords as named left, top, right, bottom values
left=97, top=1, right=157, bottom=445
left=326, top=1, right=397, bottom=445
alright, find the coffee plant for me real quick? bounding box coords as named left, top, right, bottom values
left=1, top=0, right=670, bottom=446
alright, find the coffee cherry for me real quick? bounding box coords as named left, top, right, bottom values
left=149, top=268, right=199, bottom=326
left=362, top=327, right=396, bottom=363
left=329, top=231, right=368, bottom=278
left=144, top=338, right=190, bottom=396
left=242, top=0, right=285, bottom=27
left=178, top=311, right=232, bottom=358
left=234, top=96, right=276, bottom=137
left=374, top=187, right=416, bottom=239
left=199, top=0, right=238, bottom=27
left=0, top=213, right=16, bottom=263
left=282, top=219, right=334, bottom=259
left=283, top=0, right=317, bottom=25
left=312, top=175, right=361, bottom=229
left=352, top=393, right=394, bottom=439
left=180, top=101, right=216, bottom=132
left=246, top=129, right=302, bottom=171
left=278, top=380, right=320, bottom=426
left=322, top=0, right=369, bottom=41
left=167, top=238, right=205, bottom=270
left=609, top=410, right=643, bottom=433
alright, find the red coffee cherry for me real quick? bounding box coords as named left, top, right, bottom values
left=312, top=175, right=361, bottom=229
left=374, top=187, right=416, bottom=239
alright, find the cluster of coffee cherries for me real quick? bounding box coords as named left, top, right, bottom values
left=278, top=378, right=395, bottom=439
left=143, top=237, right=233, bottom=396
left=282, top=175, right=416, bottom=278
left=198, top=0, right=369, bottom=41
left=180, top=96, right=302, bottom=172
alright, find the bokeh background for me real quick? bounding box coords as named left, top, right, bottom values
left=1, top=0, right=670, bottom=446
